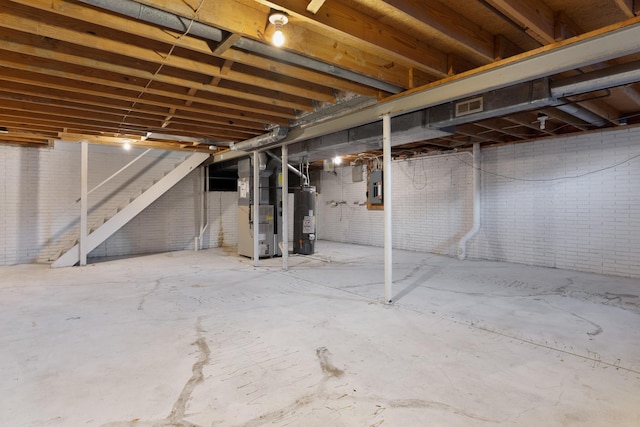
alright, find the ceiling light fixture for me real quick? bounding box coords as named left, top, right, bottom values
left=537, top=112, right=549, bottom=130
left=333, top=156, right=342, bottom=165
left=122, top=138, right=132, bottom=150
left=269, top=12, right=288, bottom=47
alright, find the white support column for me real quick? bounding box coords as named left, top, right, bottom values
left=79, top=141, right=88, bottom=266
left=382, top=114, right=393, bottom=303
left=282, top=144, right=289, bottom=271
left=253, top=151, right=260, bottom=267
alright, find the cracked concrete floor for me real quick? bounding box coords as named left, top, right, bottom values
left=1, top=241, right=639, bottom=426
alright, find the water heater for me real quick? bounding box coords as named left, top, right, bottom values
left=293, top=186, right=316, bottom=255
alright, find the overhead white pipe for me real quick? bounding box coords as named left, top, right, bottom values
left=458, top=143, right=481, bottom=260
left=281, top=144, right=289, bottom=271
left=382, top=114, right=393, bottom=304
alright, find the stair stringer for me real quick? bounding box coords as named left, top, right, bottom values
left=51, top=152, right=209, bottom=267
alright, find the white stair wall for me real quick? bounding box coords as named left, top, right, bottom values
left=52, top=152, right=209, bottom=267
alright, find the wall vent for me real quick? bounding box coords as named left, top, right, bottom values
left=455, top=97, right=484, bottom=117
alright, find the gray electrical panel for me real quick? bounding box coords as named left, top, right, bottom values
left=369, top=170, right=383, bottom=205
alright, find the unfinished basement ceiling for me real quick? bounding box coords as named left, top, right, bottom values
left=0, top=0, right=640, bottom=156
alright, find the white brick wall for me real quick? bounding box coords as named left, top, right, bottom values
left=318, top=126, right=640, bottom=278
left=3, top=125, right=639, bottom=278
left=468, top=127, right=640, bottom=278
left=318, top=153, right=473, bottom=256
left=202, top=191, right=239, bottom=249
left=0, top=141, right=238, bottom=265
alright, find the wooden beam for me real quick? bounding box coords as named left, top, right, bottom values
left=485, top=0, right=555, bottom=45
left=127, top=0, right=413, bottom=88
left=1, top=1, right=334, bottom=103
left=252, top=0, right=450, bottom=77
left=58, top=132, right=216, bottom=152
left=493, top=34, right=523, bottom=60
left=0, top=76, right=289, bottom=130
left=210, top=33, right=242, bottom=56
left=0, top=51, right=299, bottom=118
left=6, top=0, right=382, bottom=98
left=0, top=56, right=293, bottom=123
left=614, top=0, right=637, bottom=18
left=0, top=30, right=310, bottom=112
left=379, top=0, right=495, bottom=63
left=0, top=90, right=267, bottom=132
left=219, top=47, right=382, bottom=97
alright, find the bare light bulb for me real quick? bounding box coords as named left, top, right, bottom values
left=333, top=156, right=342, bottom=165
left=269, top=13, right=288, bottom=47
left=272, top=28, right=285, bottom=47
left=123, top=142, right=131, bottom=150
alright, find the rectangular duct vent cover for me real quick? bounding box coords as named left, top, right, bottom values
left=455, top=97, right=483, bottom=117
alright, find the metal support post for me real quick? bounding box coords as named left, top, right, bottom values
left=253, top=151, right=260, bottom=266
left=282, top=144, right=289, bottom=271
left=383, top=114, right=393, bottom=303
left=79, top=141, right=88, bottom=266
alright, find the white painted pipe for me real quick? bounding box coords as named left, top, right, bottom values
left=383, top=114, right=393, bottom=304
left=458, top=143, right=481, bottom=260
left=253, top=151, right=260, bottom=266
left=79, top=141, right=88, bottom=266
left=282, top=144, right=289, bottom=271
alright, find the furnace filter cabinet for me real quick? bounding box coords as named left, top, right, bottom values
left=293, top=186, right=316, bottom=255
left=237, top=156, right=316, bottom=258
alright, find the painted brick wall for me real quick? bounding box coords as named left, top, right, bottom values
left=318, top=126, right=640, bottom=278
left=468, top=126, right=640, bottom=278
left=317, top=153, right=473, bottom=256
left=0, top=141, right=237, bottom=265
left=201, top=191, right=239, bottom=250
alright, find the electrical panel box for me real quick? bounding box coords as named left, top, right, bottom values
left=368, top=170, right=383, bottom=205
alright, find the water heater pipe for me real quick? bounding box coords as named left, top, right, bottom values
left=265, top=151, right=308, bottom=186
left=458, top=143, right=481, bottom=260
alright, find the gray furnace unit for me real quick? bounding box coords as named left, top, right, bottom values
left=237, top=157, right=277, bottom=258
left=237, top=154, right=316, bottom=258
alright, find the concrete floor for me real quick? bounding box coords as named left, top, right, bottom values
left=1, top=241, right=639, bottom=427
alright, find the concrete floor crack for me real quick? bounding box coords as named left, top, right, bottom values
left=167, top=317, right=211, bottom=425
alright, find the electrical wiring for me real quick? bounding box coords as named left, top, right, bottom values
left=119, top=0, right=207, bottom=133
left=454, top=150, right=640, bottom=182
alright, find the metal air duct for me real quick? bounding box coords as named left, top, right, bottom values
left=78, top=0, right=224, bottom=41
left=78, top=0, right=402, bottom=94
left=231, top=126, right=289, bottom=152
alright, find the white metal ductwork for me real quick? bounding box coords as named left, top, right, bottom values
left=230, top=126, right=289, bottom=152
